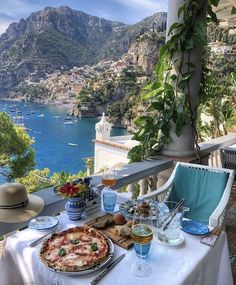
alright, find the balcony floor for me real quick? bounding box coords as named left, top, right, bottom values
left=226, top=182, right=236, bottom=284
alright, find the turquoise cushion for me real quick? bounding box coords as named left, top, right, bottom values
left=169, top=165, right=228, bottom=225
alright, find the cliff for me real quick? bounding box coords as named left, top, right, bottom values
left=0, top=6, right=167, bottom=96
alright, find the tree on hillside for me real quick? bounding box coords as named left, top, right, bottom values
left=0, top=112, right=35, bottom=181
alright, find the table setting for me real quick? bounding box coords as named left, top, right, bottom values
left=0, top=180, right=234, bottom=285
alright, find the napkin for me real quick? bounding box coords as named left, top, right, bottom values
left=200, top=226, right=222, bottom=246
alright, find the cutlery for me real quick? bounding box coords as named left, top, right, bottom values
left=91, top=254, right=125, bottom=285
left=29, top=232, right=54, bottom=247
left=162, top=199, right=185, bottom=231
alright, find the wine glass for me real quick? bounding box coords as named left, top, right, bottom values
left=102, top=168, right=117, bottom=213
left=102, top=168, right=116, bottom=189
left=130, top=209, right=153, bottom=277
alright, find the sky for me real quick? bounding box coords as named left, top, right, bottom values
left=0, top=0, right=168, bottom=35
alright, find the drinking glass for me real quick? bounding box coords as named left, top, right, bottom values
left=102, top=168, right=116, bottom=189
left=102, top=168, right=117, bottom=213
left=130, top=210, right=153, bottom=277
left=154, top=201, right=187, bottom=244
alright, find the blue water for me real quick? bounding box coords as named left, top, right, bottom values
left=0, top=100, right=128, bottom=175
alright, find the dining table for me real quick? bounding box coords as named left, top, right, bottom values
left=0, top=202, right=234, bottom=285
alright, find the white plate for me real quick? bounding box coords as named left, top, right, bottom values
left=29, top=216, right=59, bottom=231
left=39, top=237, right=115, bottom=275
left=155, top=234, right=184, bottom=246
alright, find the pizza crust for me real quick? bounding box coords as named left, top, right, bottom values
left=39, top=226, right=110, bottom=272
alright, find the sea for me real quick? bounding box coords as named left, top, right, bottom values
left=0, top=100, right=128, bottom=176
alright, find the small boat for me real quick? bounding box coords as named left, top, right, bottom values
left=64, top=121, right=74, bottom=125
left=53, top=116, right=60, bottom=119
left=68, top=143, right=78, bottom=147
left=65, top=117, right=72, bottom=121
left=37, top=113, right=45, bottom=118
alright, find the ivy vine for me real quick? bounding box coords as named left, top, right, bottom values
left=128, top=0, right=220, bottom=162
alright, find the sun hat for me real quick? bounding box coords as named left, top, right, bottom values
left=0, top=183, right=44, bottom=223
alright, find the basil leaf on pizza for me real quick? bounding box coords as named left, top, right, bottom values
left=58, top=248, right=66, bottom=257
left=70, top=239, right=80, bottom=245
left=91, top=242, right=98, bottom=252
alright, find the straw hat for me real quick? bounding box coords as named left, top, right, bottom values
left=0, top=183, right=44, bottom=223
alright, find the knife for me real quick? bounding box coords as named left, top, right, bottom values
left=29, top=232, right=53, bottom=247
left=91, top=254, right=125, bottom=285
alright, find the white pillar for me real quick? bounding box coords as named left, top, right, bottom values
left=162, top=0, right=207, bottom=157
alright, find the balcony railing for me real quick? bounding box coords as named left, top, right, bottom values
left=1, top=132, right=236, bottom=236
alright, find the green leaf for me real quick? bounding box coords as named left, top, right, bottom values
left=159, top=45, right=169, bottom=58
left=182, top=71, right=195, bottom=80
left=185, top=38, right=194, bottom=50
left=161, top=123, right=171, bottom=136
left=91, top=242, right=98, bottom=252
left=58, top=248, right=66, bottom=257
left=168, top=23, right=184, bottom=36
left=137, top=128, right=146, bottom=138
left=178, top=79, right=188, bottom=89
left=128, top=145, right=142, bottom=162
left=208, top=6, right=218, bottom=23
left=134, top=116, right=152, bottom=126
left=231, top=7, right=236, bottom=14
left=146, top=102, right=164, bottom=112
left=70, top=239, right=80, bottom=245
left=178, top=4, right=186, bottom=18
left=191, top=1, right=199, bottom=8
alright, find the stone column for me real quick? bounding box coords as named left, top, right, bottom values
left=162, top=0, right=207, bottom=157
left=139, top=179, right=148, bottom=196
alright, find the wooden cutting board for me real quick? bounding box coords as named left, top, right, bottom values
left=85, top=214, right=133, bottom=250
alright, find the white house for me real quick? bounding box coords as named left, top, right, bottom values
left=94, top=113, right=139, bottom=173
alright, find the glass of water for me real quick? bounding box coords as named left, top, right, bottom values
left=154, top=201, right=186, bottom=244
left=102, top=190, right=117, bottom=213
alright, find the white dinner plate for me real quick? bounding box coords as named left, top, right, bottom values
left=154, top=233, right=185, bottom=246
left=119, top=200, right=164, bottom=220
left=39, top=237, right=115, bottom=275
left=29, top=216, right=59, bottom=231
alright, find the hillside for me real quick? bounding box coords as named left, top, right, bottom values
left=0, top=6, right=167, bottom=96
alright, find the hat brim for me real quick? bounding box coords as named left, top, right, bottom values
left=0, top=194, right=44, bottom=223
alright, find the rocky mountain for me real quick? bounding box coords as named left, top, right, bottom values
left=0, top=6, right=166, bottom=96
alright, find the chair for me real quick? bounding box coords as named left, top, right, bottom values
left=140, top=162, right=235, bottom=227
left=220, top=147, right=236, bottom=174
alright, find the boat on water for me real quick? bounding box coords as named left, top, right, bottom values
left=68, top=143, right=78, bottom=147
left=65, top=117, right=72, bottom=121
left=37, top=113, right=45, bottom=118
left=64, top=121, right=74, bottom=125
left=53, top=116, right=60, bottom=119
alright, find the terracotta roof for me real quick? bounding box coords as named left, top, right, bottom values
left=93, top=139, right=132, bottom=151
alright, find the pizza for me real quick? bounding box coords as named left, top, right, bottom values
left=39, top=226, right=110, bottom=272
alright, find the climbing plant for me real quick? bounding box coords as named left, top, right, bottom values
left=128, top=0, right=220, bottom=162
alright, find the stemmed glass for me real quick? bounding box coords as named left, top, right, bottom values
left=130, top=209, right=153, bottom=277
left=102, top=168, right=116, bottom=189
left=102, top=168, right=117, bottom=213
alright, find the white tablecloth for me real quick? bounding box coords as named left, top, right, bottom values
left=0, top=211, right=233, bottom=285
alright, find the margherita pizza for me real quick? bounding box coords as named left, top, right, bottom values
left=39, top=226, right=110, bottom=272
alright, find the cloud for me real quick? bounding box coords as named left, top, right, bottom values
left=0, top=0, right=42, bottom=18
left=116, top=0, right=167, bottom=11
left=0, top=20, right=13, bottom=35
